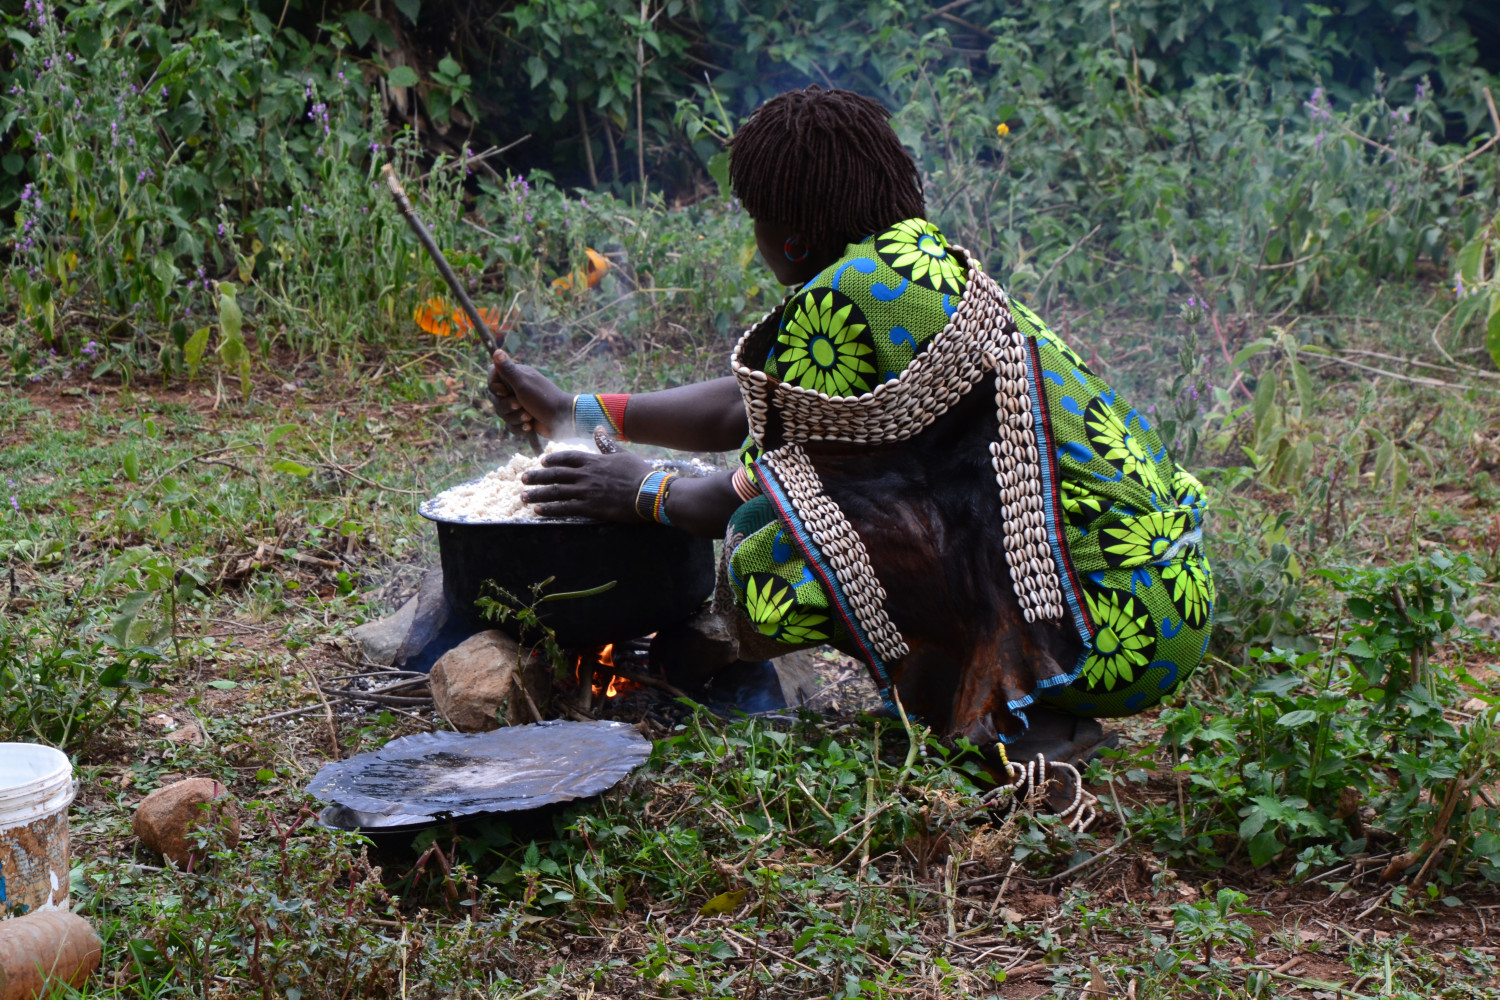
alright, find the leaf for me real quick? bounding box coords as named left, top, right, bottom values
left=217, top=287, right=243, bottom=346
left=98, top=661, right=129, bottom=688
left=387, top=65, right=419, bottom=89
left=706, top=150, right=730, bottom=197
left=340, top=10, right=376, bottom=48
left=1247, top=829, right=1282, bottom=867
left=1291, top=359, right=1314, bottom=417
left=1275, top=709, right=1318, bottom=727
left=391, top=0, right=419, bottom=22
left=272, top=460, right=313, bottom=477
left=112, top=591, right=152, bottom=647
left=699, top=888, right=750, bottom=916
left=123, top=451, right=140, bottom=483
left=1487, top=292, right=1500, bottom=373
left=1250, top=672, right=1301, bottom=697
left=1231, top=338, right=1275, bottom=368
left=1454, top=234, right=1485, bottom=287
left=183, top=326, right=210, bottom=379
left=1373, top=438, right=1394, bottom=490
left=1252, top=373, right=1277, bottom=450
left=207, top=680, right=238, bottom=690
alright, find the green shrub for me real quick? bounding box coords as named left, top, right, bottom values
left=1139, top=551, right=1500, bottom=886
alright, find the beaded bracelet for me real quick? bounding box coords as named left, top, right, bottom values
left=573, top=393, right=630, bottom=440
left=634, top=470, right=678, bottom=525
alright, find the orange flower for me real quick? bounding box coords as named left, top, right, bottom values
left=550, top=247, right=612, bottom=294
left=415, top=297, right=504, bottom=337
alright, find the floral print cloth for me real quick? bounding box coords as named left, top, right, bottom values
left=726, top=218, right=1213, bottom=723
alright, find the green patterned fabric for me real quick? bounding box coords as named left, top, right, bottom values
left=729, top=221, right=962, bottom=642
left=1012, top=301, right=1214, bottom=717
left=725, top=218, right=1213, bottom=723
left=726, top=497, right=847, bottom=646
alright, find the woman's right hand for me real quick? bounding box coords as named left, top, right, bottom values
left=488, top=350, right=574, bottom=440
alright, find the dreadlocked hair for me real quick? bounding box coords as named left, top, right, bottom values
left=728, top=86, right=925, bottom=259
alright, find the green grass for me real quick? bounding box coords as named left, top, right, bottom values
left=2, top=275, right=1500, bottom=999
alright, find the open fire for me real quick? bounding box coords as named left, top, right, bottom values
left=576, top=643, right=643, bottom=703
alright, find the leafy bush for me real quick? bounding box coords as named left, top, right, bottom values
left=0, top=595, right=167, bottom=752
left=3, top=0, right=1497, bottom=379
left=1139, top=551, right=1500, bottom=887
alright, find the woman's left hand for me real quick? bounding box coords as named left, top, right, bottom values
left=521, top=449, right=654, bottom=522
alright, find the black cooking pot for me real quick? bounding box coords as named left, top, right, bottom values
left=420, top=503, right=715, bottom=649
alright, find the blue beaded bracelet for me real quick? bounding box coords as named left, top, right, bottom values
left=634, top=470, right=677, bottom=525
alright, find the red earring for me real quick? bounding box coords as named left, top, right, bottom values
left=783, top=236, right=809, bottom=263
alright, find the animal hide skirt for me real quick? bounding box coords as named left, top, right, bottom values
left=722, top=237, right=1214, bottom=743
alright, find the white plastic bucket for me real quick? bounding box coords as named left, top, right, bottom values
left=0, top=744, right=76, bottom=916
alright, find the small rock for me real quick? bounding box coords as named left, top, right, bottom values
left=430, top=630, right=525, bottom=732
left=133, top=778, right=241, bottom=867
left=349, top=595, right=420, bottom=667
left=1465, top=611, right=1500, bottom=639
left=165, top=722, right=204, bottom=746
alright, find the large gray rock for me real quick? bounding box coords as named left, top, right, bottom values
left=394, top=569, right=451, bottom=671
left=349, top=595, right=419, bottom=667
left=771, top=648, right=824, bottom=707
left=430, top=630, right=545, bottom=731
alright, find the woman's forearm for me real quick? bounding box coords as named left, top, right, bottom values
left=663, top=470, right=743, bottom=538
left=619, top=377, right=748, bottom=452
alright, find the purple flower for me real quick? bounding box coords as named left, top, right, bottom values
left=9, top=497, right=18, bottom=512
left=217, top=222, right=226, bottom=237
left=1415, top=81, right=1427, bottom=100
left=1304, top=87, right=1333, bottom=123
left=161, top=85, right=169, bottom=98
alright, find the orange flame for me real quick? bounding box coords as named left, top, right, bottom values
left=597, top=644, right=622, bottom=698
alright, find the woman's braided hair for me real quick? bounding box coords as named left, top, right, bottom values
left=728, top=86, right=925, bottom=258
